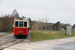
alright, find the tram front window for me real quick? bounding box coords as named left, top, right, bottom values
left=19, top=22, right=23, bottom=27
left=15, top=21, right=18, bottom=27
left=24, top=22, right=27, bottom=27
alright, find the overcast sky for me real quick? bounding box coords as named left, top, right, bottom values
left=0, top=0, right=75, bottom=25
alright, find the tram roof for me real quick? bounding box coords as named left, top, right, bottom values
left=14, top=19, right=29, bottom=22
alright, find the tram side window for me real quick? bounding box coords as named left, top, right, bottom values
left=15, top=21, right=18, bottom=27
left=24, top=22, right=27, bottom=27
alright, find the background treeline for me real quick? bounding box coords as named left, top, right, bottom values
left=0, top=15, right=14, bottom=32
left=31, top=21, right=71, bottom=30
left=0, top=9, right=19, bottom=32
left=0, top=9, right=73, bottom=32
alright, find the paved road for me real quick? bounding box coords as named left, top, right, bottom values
left=4, top=37, right=75, bottom=50
left=53, top=41, right=75, bottom=50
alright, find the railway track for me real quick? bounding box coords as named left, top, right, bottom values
left=0, top=37, right=29, bottom=50
left=0, top=31, right=31, bottom=50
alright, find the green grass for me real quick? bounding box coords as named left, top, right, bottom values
left=30, top=30, right=75, bottom=42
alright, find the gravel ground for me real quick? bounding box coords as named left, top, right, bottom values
left=0, top=33, right=14, bottom=45
left=0, top=32, right=30, bottom=50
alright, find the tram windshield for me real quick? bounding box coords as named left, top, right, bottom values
left=24, top=22, right=27, bottom=27
left=19, top=22, right=23, bottom=27
left=15, top=21, right=18, bottom=27
left=15, top=21, right=28, bottom=27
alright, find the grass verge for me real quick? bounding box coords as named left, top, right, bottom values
left=30, top=30, right=75, bottom=42
left=0, top=32, right=12, bottom=37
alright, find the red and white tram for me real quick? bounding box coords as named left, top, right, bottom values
left=13, top=18, right=30, bottom=38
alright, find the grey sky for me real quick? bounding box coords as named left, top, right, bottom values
left=0, top=0, right=75, bottom=25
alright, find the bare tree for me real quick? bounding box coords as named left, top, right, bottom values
left=12, top=9, right=19, bottom=19
left=37, top=16, right=49, bottom=36
left=32, top=22, right=40, bottom=30
left=37, top=18, right=44, bottom=31
left=44, top=16, right=49, bottom=36
left=44, top=16, right=48, bottom=30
